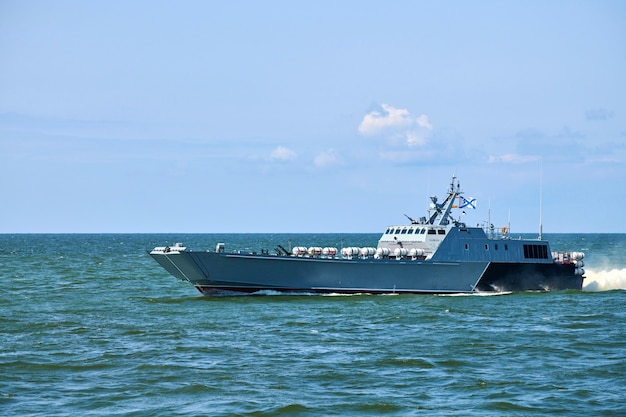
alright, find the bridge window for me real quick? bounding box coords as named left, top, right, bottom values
left=427, top=229, right=436, bottom=235
left=401, top=228, right=408, bottom=234
left=394, top=228, right=401, bottom=234
left=438, top=229, right=446, bottom=235
left=523, top=244, right=548, bottom=259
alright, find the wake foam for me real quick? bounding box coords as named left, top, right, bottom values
left=583, top=268, right=626, bottom=291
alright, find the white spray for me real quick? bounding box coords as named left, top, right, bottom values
left=583, top=268, right=626, bottom=291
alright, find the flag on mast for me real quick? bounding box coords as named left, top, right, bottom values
left=455, top=196, right=476, bottom=209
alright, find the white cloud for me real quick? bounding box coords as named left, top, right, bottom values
left=358, top=104, right=432, bottom=147
left=314, top=149, right=338, bottom=168
left=406, top=131, right=427, bottom=146
left=270, top=146, right=297, bottom=161
left=488, top=153, right=541, bottom=164
left=358, top=104, right=413, bottom=135
left=416, top=114, right=432, bottom=129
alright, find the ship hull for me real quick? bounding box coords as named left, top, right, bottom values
left=149, top=250, right=583, bottom=295
left=476, top=262, right=584, bottom=292
left=151, top=251, right=489, bottom=294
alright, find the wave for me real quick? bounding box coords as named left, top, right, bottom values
left=582, top=268, right=626, bottom=291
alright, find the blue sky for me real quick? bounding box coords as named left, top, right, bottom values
left=1, top=1, right=625, bottom=233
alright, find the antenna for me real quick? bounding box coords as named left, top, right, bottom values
left=508, top=208, right=511, bottom=235
left=539, top=158, right=543, bottom=240
left=488, top=196, right=491, bottom=239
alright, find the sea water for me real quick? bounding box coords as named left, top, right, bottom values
left=1, top=233, right=625, bottom=416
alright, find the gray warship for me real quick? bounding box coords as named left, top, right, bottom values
left=150, top=176, right=585, bottom=295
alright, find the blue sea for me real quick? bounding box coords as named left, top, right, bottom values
left=1, top=233, right=625, bottom=416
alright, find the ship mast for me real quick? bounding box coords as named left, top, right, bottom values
left=427, top=175, right=462, bottom=225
